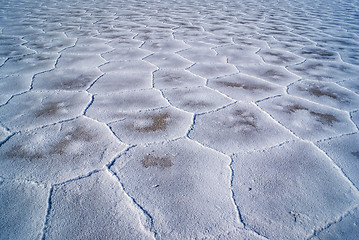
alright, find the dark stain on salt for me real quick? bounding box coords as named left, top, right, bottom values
left=57, top=74, right=93, bottom=90
left=351, top=151, right=359, bottom=159
left=217, top=80, right=271, bottom=91
left=6, top=145, right=44, bottom=160
left=310, top=112, right=338, bottom=126
left=161, top=73, right=182, bottom=83
left=50, top=126, right=94, bottom=155
left=37, top=55, right=52, bottom=61
left=264, top=69, right=285, bottom=79
left=260, top=51, right=295, bottom=64
left=231, top=109, right=257, bottom=129
left=301, top=49, right=335, bottom=58
left=284, top=104, right=308, bottom=114
left=141, top=154, right=173, bottom=169
left=35, top=101, right=62, bottom=117
left=284, top=104, right=339, bottom=126
left=184, top=100, right=211, bottom=108
left=308, top=87, right=338, bottom=99
left=134, top=113, right=170, bottom=132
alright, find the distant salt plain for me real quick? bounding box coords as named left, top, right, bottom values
left=0, top=0, right=359, bottom=239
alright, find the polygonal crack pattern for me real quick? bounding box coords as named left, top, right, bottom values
left=0, top=117, right=126, bottom=184
left=232, top=141, right=359, bottom=239
left=1, top=0, right=359, bottom=239
left=188, top=102, right=295, bottom=154
left=0, top=91, right=91, bottom=131
left=44, top=171, right=153, bottom=239
left=258, top=96, right=357, bottom=141
left=111, top=139, right=243, bottom=239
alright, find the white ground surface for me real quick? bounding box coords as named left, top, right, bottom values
left=0, top=0, right=359, bottom=239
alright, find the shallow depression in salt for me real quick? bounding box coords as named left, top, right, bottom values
left=1, top=0, right=359, bottom=239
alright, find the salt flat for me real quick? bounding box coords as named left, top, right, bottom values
left=0, top=0, right=359, bottom=239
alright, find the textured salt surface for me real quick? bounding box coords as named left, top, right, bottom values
left=0, top=0, right=358, bottom=239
